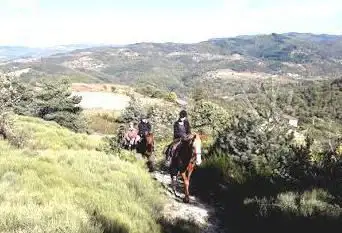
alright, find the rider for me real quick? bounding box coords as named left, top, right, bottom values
left=165, top=110, right=191, bottom=164
left=123, top=122, right=140, bottom=148
left=138, top=114, right=152, bottom=139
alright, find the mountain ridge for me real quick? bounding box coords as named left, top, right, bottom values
left=1, top=32, right=342, bottom=98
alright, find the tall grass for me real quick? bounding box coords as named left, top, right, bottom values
left=0, top=115, right=166, bottom=233
left=13, top=115, right=105, bottom=150
left=83, top=110, right=121, bottom=135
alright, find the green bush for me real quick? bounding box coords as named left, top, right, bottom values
left=135, top=85, right=168, bottom=99
left=190, top=100, right=230, bottom=136
left=165, top=92, right=177, bottom=103
left=121, top=96, right=145, bottom=123
left=13, top=78, right=88, bottom=133
left=209, top=113, right=294, bottom=178
left=147, top=103, right=179, bottom=141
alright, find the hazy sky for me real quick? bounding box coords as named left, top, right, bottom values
left=0, top=0, right=341, bottom=47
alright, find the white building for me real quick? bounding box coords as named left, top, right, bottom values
left=282, top=114, right=298, bottom=128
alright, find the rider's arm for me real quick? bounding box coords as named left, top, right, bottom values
left=133, top=129, right=138, bottom=137
left=173, top=122, right=179, bottom=139
left=186, top=120, right=191, bottom=134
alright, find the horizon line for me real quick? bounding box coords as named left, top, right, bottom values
left=1, top=31, right=342, bottom=48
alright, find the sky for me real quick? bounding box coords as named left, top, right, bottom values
left=0, top=0, right=341, bottom=47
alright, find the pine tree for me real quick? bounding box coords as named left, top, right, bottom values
left=33, top=78, right=87, bottom=132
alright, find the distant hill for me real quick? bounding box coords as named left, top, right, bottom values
left=1, top=33, right=342, bottom=98
left=0, top=44, right=105, bottom=61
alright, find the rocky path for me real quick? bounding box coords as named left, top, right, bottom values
left=151, top=169, right=224, bottom=233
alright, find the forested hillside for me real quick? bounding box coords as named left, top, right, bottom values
left=1, top=33, right=342, bottom=98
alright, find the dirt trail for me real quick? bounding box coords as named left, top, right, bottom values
left=151, top=169, right=223, bottom=233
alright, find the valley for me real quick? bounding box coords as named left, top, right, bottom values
left=1, top=33, right=341, bottom=99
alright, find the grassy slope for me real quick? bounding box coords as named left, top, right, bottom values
left=0, top=116, right=165, bottom=233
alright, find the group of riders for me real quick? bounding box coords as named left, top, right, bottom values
left=121, top=110, right=191, bottom=164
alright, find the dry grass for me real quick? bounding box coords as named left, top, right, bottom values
left=83, top=110, right=121, bottom=135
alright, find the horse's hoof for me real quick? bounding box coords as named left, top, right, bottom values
left=183, top=196, right=190, bottom=203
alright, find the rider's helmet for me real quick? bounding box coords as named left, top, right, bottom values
left=179, top=110, right=187, bottom=119
left=141, top=114, right=148, bottom=122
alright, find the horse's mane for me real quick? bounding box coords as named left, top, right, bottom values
left=179, top=133, right=201, bottom=154
left=182, top=133, right=201, bottom=143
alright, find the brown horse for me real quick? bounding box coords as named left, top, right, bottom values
left=169, top=133, right=202, bottom=203
left=141, top=132, right=154, bottom=156
left=137, top=132, right=156, bottom=171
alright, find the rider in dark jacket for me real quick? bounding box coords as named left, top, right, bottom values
left=165, top=110, right=191, bottom=165
left=138, top=115, right=152, bottom=138
left=173, top=110, right=191, bottom=140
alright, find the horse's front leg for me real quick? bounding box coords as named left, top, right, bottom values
left=181, top=172, right=190, bottom=203
left=171, top=174, right=179, bottom=198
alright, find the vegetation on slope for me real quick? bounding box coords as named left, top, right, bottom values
left=3, top=33, right=342, bottom=97
left=190, top=83, right=342, bottom=233
left=14, top=78, right=88, bottom=133
left=0, top=115, right=165, bottom=233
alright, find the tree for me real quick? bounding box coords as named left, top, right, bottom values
left=190, top=100, right=230, bottom=135
left=13, top=81, right=36, bottom=116
left=121, top=95, right=145, bottom=123
left=32, top=78, right=87, bottom=132
left=0, top=75, right=27, bottom=147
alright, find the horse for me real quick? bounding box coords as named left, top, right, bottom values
left=169, top=133, right=202, bottom=203
left=136, top=132, right=156, bottom=171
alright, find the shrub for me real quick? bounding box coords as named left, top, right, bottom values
left=190, top=100, right=230, bottom=136
left=166, top=92, right=177, bottom=103
left=147, top=104, right=179, bottom=140
left=121, top=96, right=145, bottom=123
left=135, top=85, right=168, bottom=99
left=209, top=113, right=294, bottom=178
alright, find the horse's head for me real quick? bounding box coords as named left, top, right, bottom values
left=145, top=132, right=154, bottom=143
left=188, top=133, right=202, bottom=166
